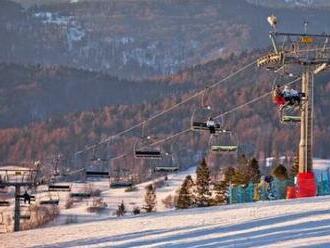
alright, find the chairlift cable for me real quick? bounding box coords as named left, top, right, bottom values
left=76, top=60, right=257, bottom=155
left=108, top=77, right=301, bottom=163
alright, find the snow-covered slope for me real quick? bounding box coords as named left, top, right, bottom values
left=2, top=167, right=330, bottom=247
left=49, top=166, right=196, bottom=226
left=0, top=165, right=196, bottom=231
left=2, top=195, right=330, bottom=247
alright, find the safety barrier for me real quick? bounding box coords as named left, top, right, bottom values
left=228, top=171, right=330, bottom=204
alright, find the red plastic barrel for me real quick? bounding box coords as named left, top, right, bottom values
left=295, top=172, right=317, bottom=198
left=286, top=186, right=296, bottom=199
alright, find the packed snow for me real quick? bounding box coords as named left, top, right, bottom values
left=48, top=166, right=196, bottom=226
left=2, top=195, right=330, bottom=247
left=0, top=166, right=196, bottom=231
left=1, top=165, right=330, bottom=247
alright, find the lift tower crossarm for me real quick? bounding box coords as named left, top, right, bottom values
left=271, top=32, right=330, bottom=38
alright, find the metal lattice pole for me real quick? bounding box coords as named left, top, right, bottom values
left=14, top=185, right=21, bottom=232
left=299, top=67, right=314, bottom=173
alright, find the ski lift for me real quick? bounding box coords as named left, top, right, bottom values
left=110, top=168, right=133, bottom=188
left=134, top=122, right=162, bottom=159
left=90, top=146, right=108, bottom=162
left=110, top=181, right=133, bottom=188
left=48, top=184, right=71, bottom=192
left=191, top=107, right=222, bottom=133
left=51, top=154, right=63, bottom=177
left=280, top=105, right=301, bottom=124
left=0, top=200, right=10, bottom=207
left=154, top=153, right=179, bottom=173
left=209, top=130, right=239, bottom=153
left=70, top=192, right=91, bottom=198
left=20, top=214, right=31, bottom=220
left=85, top=170, right=110, bottom=179
left=85, top=149, right=110, bottom=179
left=20, top=207, right=32, bottom=220
left=191, top=88, right=222, bottom=133
left=40, top=200, right=59, bottom=205
left=18, top=193, right=35, bottom=205
left=39, top=199, right=59, bottom=205
left=134, top=134, right=162, bottom=159
left=39, top=192, right=60, bottom=205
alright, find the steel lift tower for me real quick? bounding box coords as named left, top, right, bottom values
left=258, top=16, right=330, bottom=197
left=0, top=167, right=39, bottom=231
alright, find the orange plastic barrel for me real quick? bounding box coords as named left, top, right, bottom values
left=296, top=172, right=317, bottom=198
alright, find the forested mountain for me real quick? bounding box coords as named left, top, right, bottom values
left=1, top=0, right=330, bottom=180
left=0, top=63, right=191, bottom=128
left=2, top=0, right=330, bottom=79
left=1, top=51, right=329, bottom=175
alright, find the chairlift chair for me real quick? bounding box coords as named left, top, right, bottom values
left=20, top=214, right=31, bottom=220
left=279, top=105, right=301, bottom=124
left=48, top=184, right=71, bottom=192
left=110, top=181, right=133, bottom=188
left=134, top=136, right=162, bottom=159
left=39, top=199, right=59, bottom=205
left=191, top=87, right=222, bottom=133
left=85, top=170, right=110, bottom=179
left=154, top=153, right=179, bottom=173
left=209, top=130, right=239, bottom=153
left=20, top=209, right=31, bottom=220
left=18, top=194, right=36, bottom=205
left=85, top=150, right=110, bottom=179
left=0, top=201, right=10, bottom=207
left=154, top=166, right=179, bottom=173
left=70, top=192, right=91, bottom=198
left=39, top=192, right=60, bottom=205
left=110, top=168, right=133, bottom=188
left=191, top=107, right=222, bottom=133
left=271, top=74, right=303, bottom=125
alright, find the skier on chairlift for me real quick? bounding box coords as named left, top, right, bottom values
left=282, top=85, right=301, bottom=106
left=273, top=85, right=303, bottom=108
left=273, top=85, right=286, bottom=107
left=206, top=117, right=216, bottom=134
left=23, top=191, right=31, bottom=204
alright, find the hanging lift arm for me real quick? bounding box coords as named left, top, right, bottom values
left=269, top=32, right=279, bottom=54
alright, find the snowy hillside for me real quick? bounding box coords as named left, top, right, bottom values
left=2, top=195, right=330, bottom=247
left=0, top=166, right=196, bottom=232
left=49, top=166, right=197, bottom=226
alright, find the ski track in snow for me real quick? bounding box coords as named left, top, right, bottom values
left=2, top=166, right=330, bottom=247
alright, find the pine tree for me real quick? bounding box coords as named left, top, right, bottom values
left=231, top=169, right=250, bottom=186
left=176, top=175, right=194, bottom=209
left=214, top=180, right=228, bottom=204
left=224, top=166, right=235, bottom=183
left=144, top=184, right=157, bottom=212
left=238, top=154, right=248, bottom=167
left=195, top=158, right=212, bottom=207
left=231, top=154, right=250, bottom=186
left=248, top=158, right=261, bottom=183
